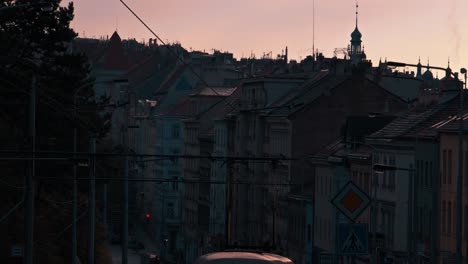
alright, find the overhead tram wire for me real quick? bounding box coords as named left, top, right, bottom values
left=118, top=0, right=232, bottom=102
left=0, top=178, right=25, bottom=189
left=36, top=176, right=299, bottom=186
left=0, top=149, right=297, bottom=160
left=0, top=77, right=99, bottom=133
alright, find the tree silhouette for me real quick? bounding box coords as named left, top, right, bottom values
left=0, top=0, right=112, bottom=262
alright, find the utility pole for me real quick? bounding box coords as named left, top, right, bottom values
left=407, top=168, right=414, bottom=264
left=225, top=161, right=233, bottom=247
left=456, top=73, right=464, bottom=264
left=272, top=189, right=277, bottom=250
left=25, top=74, right=36, bottom=264
left=122, top=126, right=129, bottom=264
left=88, top=136, right=96, bottom=264
left=72, top=85, right=79, bottom=264
left=461, top=68, right=467, bottom=264
left=72, top=121, right=77, bottom=264
left=103, top=181, right=108, bottom=240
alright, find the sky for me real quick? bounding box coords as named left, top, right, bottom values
left=66, top=0, right=468, bottom=75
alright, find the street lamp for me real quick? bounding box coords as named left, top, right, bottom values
left=387, top=61, right=466, bottom=264
left=373, top=164, right=416, bottom=264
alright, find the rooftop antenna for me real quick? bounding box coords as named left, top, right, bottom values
left=312, top=0, right=315, bottom=56
left=312, top=0, right=316, bottom=70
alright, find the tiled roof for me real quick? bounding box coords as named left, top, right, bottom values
left=268, top=72, right=348, bottom=117
left=268, top=70, right=329, bottom=109
left=195, top=87, right=237, bottom=97
left=369, top=91, right=468, bottom=139
left=312, top=139, right=345, bottom=160
left=434, top=111, right=468, bottom=132
left=368, top=108, right=437, bottom=139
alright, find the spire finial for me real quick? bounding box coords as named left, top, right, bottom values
left=448, top=57, right=450, bottom=68
left=355, top=0, right=359, bottom=28
left=418, top=57, right=421, bottom=64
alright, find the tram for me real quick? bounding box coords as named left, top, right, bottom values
left=194, top=251, right=294, bottom=264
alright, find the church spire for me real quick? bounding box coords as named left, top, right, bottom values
left=349, top=0, right=364, bottom=65
left=355, top=0, right=359, bottom=29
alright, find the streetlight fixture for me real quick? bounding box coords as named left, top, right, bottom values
left=373, top=163, right=417, bottom=264
left=386, top=61, right=467, bottom=264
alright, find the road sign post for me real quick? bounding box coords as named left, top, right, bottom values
left=332, top=181, right=371, bottom=263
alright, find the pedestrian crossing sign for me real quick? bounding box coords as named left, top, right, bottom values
left=337, top=223, right=368, bottom=256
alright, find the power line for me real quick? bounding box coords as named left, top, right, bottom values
left=118, top=0, right=226, bottom=98
left=0, top=149, right=296, bottom=161
left=0, top=77, right=99, bottom=132
left=42, top=198, right=74, bottom=205
left=34, top=207, right=88, bottom=245
left=0, top=178, right=25, bottom=189
left=37, top=176, right=298, bottom=186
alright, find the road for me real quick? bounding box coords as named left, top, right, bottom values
left=108, top=224, right=159, bottom=264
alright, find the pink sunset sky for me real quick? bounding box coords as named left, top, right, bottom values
left=66, top=0, right=468, bottom=75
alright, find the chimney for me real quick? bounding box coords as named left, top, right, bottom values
left=284, top=46, right=288, bottom=64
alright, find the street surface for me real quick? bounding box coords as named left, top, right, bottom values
left=108, top=225, right=159, bottom=264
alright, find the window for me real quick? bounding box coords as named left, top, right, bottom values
left=320, top=175, right=323, bottom=196
left=167, top=202, right=175, bottom=218
left=172, top=124, right=180, bottom=138
left=364, top=172, right=370, bottom=192
left=448, top=201, right=452, bottom=235
left=358, top=171, right=364, bottom=188
left=172, top=177, right=178, bottom=191
left=429, top=161, right=433, bottom=187
left=419, top=160, right=423, bottom=186
left=442, top=201, right=446, bottom=233
left=425, top=161, right=429, bottom=187
left=389, top=155, right=396, bottom=188
left=448, top=150, right=453, bottom=185
left=465, top=151, right=468, bottom=186
left=429, top=210, right=432, bottom=238
left=383, top=155, right=388, bottom=188
left=418, top=207, right=423, bottom=235
left=352, top=170, right=358, bottom=183
left=465, top=206, right=468, bottom=240
left=443, top=150, right=447, bottom=184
